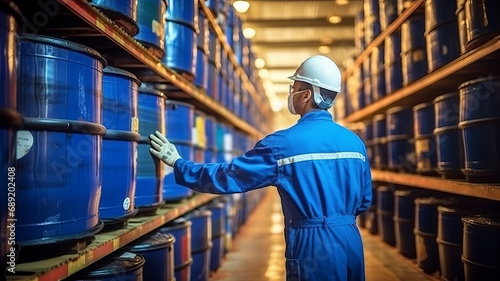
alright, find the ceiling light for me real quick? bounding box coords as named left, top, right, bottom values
left=258, top=69, right=269, bottom=79
left=328, top=16, right=342, bottom=24
left=318, top=45, right=331, bottom=54
left=243, top=27, right=256, bottom=39
left=255, top=58, right=266, bottom=69
left=336, top=0, right=349, bottom=5
left=233, top=1, right=250, bottom=13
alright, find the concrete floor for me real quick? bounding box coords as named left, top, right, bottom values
left=210, top=188, right=438, bottom=281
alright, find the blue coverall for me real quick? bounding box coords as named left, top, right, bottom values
left=173, top=110, right=373, bottom=280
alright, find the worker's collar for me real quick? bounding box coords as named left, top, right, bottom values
left=297, top=109, right=332, bottom=123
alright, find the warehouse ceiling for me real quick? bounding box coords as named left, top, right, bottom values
left=237, top=0, right=363, bottom=129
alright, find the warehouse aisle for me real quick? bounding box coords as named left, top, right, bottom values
left=210, top=188, right=436, bottom=281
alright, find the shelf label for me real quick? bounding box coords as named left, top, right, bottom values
left=95, top=18, right=105, bottom=31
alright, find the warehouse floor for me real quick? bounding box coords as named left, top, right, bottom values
left=210, top=188, right=438, bottom=281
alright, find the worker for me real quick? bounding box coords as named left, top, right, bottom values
left=150, top=55, right=372, bottom=281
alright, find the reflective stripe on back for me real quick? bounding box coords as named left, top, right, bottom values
left=277, top=152, right=366, bottom=166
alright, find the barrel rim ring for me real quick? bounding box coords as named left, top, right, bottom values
left=104, top=66, right=141, bottom=86
left=17, top=220, right=104, bottom=247
left=104, top=130, right=141, bottom=141
left=20, top=33, right=108, bottom=67
left=458, top=75, right=500, bottom=90
left=138, top=86, right=166, bottom=98
left=23, top=118, right=106, bottom=135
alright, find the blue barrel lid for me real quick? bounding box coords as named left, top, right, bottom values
left=373, top=113, right=386, bottom=122
left=433, top=91, right=458, bottom=103
left=20, top=33, right=108, bottom=67
left=458, top=76, right=500, bottom=90
left=103, top=66, right=141, bottom=86
left=415, top=197, right=447, bottom=206
left=377, top=185, right=391, bottom=192
left=138, top=85, right=166, bottom=98
left=462, top=215, right=500, bottom=227
left=394, top=189, right=412, bottom=197
left=413, top=101, right=434, bottom=112
left=165, top=99, right=195, bottom=110
left=160, top=217, right=192, bottom=231
left=70, top=252, right=145, bottom=278
left=184, top=209, right=212, bottom=220
left=387, top=105, right=412, bottom=115
left=128, top=231, right=175, bottom=252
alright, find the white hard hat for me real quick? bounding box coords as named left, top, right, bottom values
left=288, top=55, right=342, bottom=92
left=288, top=55, right=342, bottom=109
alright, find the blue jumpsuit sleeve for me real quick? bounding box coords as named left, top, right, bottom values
left=355, top=152, right=372, bottom=216
left=173, top=141, right=278, bottom=194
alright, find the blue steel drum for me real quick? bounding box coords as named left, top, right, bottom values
left=364, top=0, right=380, bottom=44
left=90, top=0, right=138, bottom=36
left=195, top=48, right=209, bottom=90
left=184, top=210, right=212, bottom=281
left=384, top=30, right=402, bottom=94
left=127, top=231, right=176, bottom=281
left=386, top=106, right=414, bottom=171
left=135, top=0, right=167, bottom=58
left=385, top=61, right=402, bottom=94
left=0, top=0, right=21, bottom=269
left=424, top=0, right=457, bottom=31
left=465, top=0, right=500, bottom=51
left=160, top=218, right=193, bottom=281
left=67, top=252, right=145, bottom=281
left=379, top=0, right=398, bottom=30
left=233, top=72, right=242, bottom=115
left=397, top=0, right=417, bottom=14
left=363, top=57, right=373, bottom=105
left=458, top=76, right=500, bottom=181
left=415, top=197, right=444, bottom=274
left=205, top=0, right=221, bottom=15
left=16, top=34, right=106, bottom=245
left=413, top=102, right=437, bottom=174
left=205, top=115, right=217, bottom=163
left=164, top=100, right=194, bottom=201
left=166, top=0, right=197, bottom=28
left=433, top=92, right=464, bottom=178
left=394, top=190, right=417, bottom=258
left=425, top=21, right=460, bottom=72
left=371, top=45, right=386, bottom=100
left=193, top=110, right=206, bottom=163
left=136, top=87, right=165, bottom=212
left=401, top=12, right=426, bottom=52
left=197, top=8, right=209, bottom=52
left=376, top=185, right=396, bottom=246
left=387, top=106, right=413, bottom=136
left=462, top=215, right=500, bottom=280
left=401, top=12, right=427, bottom=85
left=205, top=201, right=226, bottom=271
left=101, top=66, right=141, bottom=224
left=354, top=10, right=365, bottom=52
left=164, top=20, right=197, bottom=79
left=216, top=122, right=233, bottom=163
left=438, top=205, right=473, bottom=281
left=456, top=0, right=468, bottom=55
left=372, top=114, right=388, bottom=169
left=207, top=61, right=220, bottom=100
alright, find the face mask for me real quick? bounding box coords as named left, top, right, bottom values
left=287, top=93, right=297, bottom=115
left=287, top=90, right=305, bottom=115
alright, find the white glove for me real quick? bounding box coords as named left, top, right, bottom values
left=149, top=131, right=181, bottom=166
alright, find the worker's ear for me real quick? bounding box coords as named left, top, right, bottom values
left=303, top=89, right=313, bottom=102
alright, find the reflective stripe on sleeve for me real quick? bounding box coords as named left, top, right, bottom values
left=277, top=152, right=366, bottom=166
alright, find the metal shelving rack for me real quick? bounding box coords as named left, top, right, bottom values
left=340, top=0, right=500, bottom=201
left=9, top=194, right=218, bottom=281
left=27, top=0, right=273, bottom=139
left=6, top=0, right=271, bottom=279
